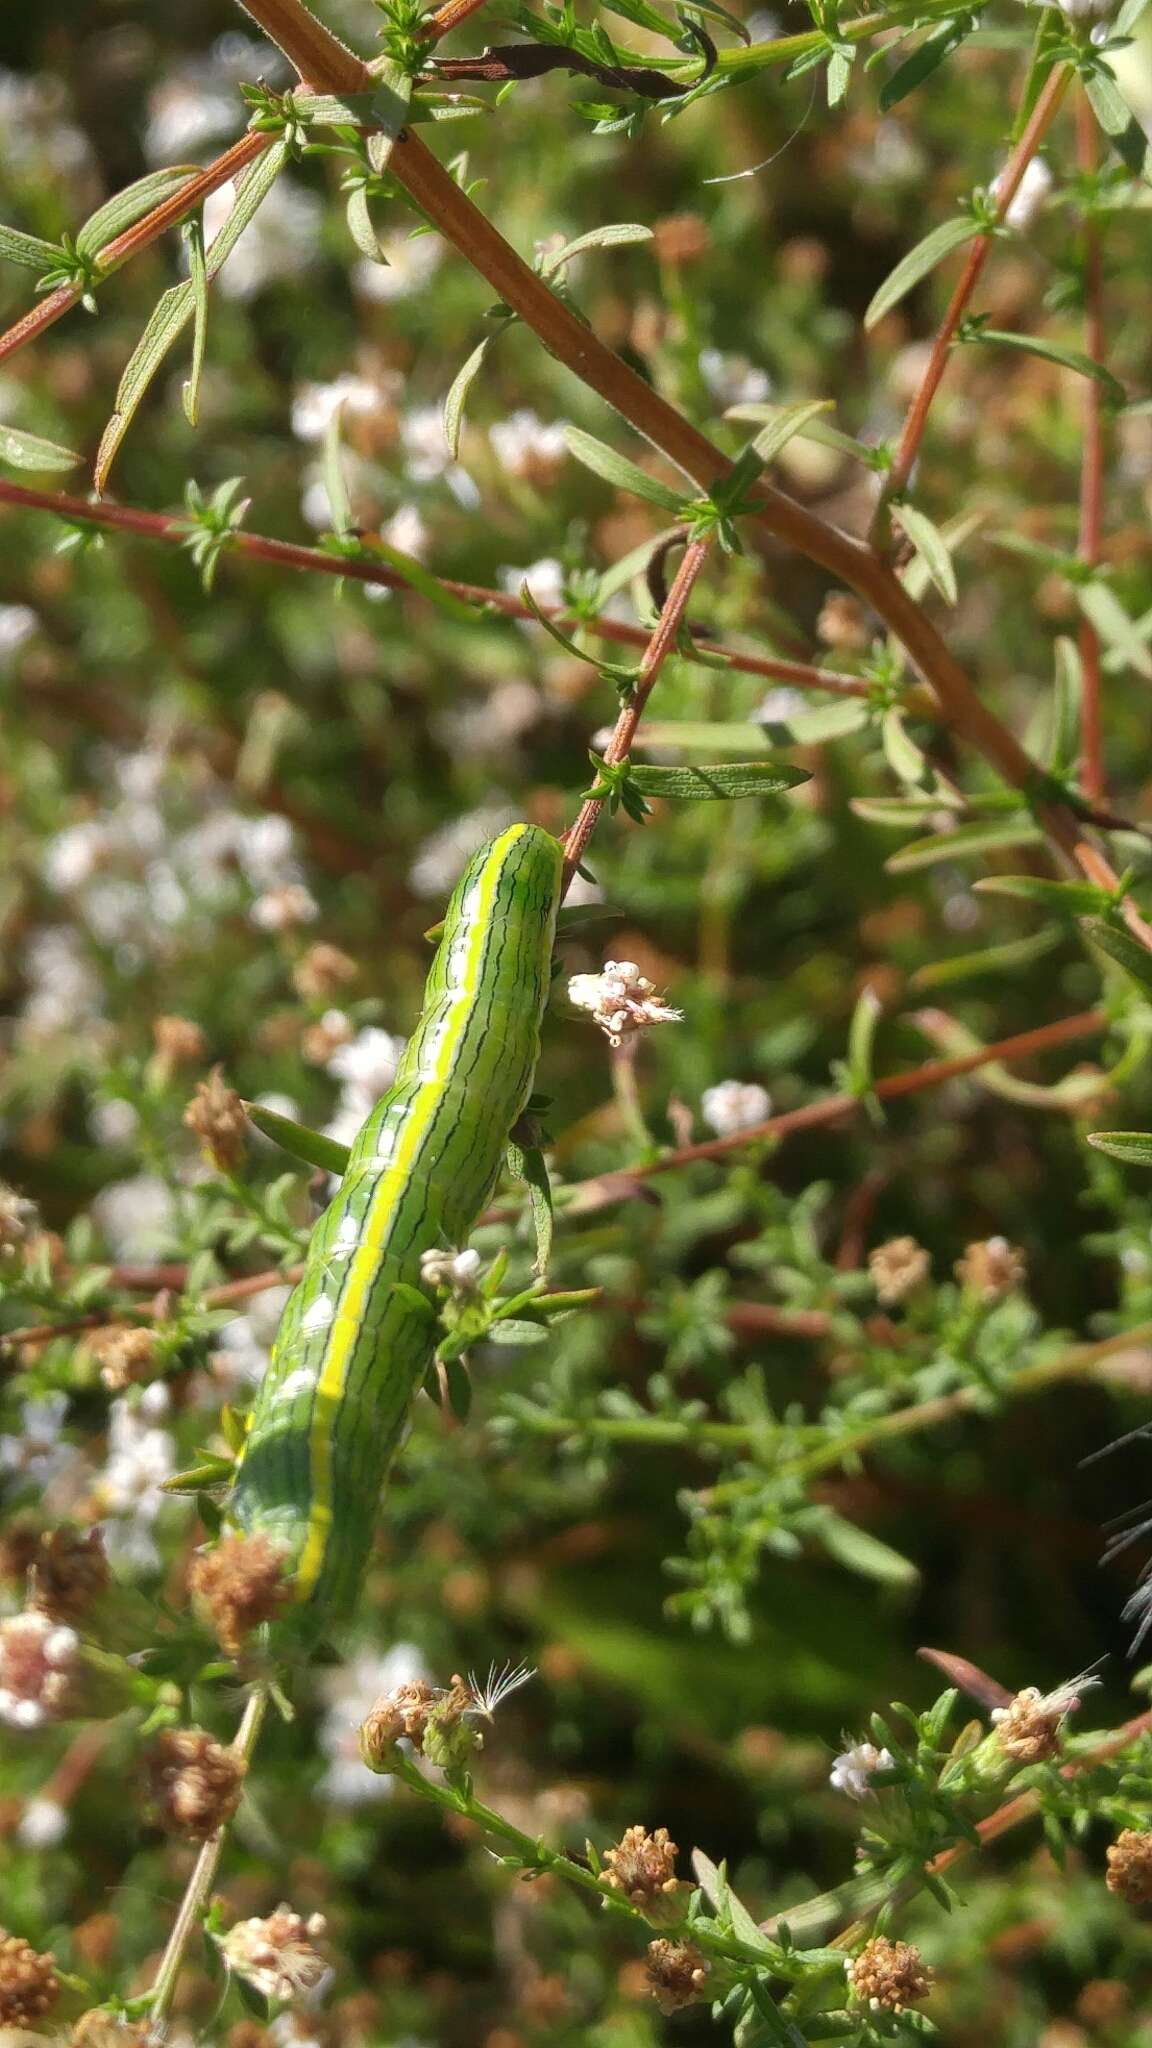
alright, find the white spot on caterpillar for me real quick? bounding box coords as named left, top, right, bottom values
left=276, top=1367, right=318, bottom=1401
left=301, top=1296, right=335, bottom=1334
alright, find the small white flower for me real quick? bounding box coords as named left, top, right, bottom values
left=250, top=882, right=319, bottom=931
left=568, top=960, right=683, bottom=1047
left=993, top=155, right=1053, bottom=233
left=498, top=557, right=565, bottom=611
left=18, top=1796, right=68, bottom=1848
left=291, top=374, right=385, bottom=443
left=0, top=1394, right=80, bottom=1497
left=383, top=502, right=429, bottom=560
left=352, top=232, right=442, bottom=303
left=92, top=1173, right=176, bottom=1260
left=488, top=409, right=569, bottom=478
left=419, top=1245, right=482, bottom=1291
left=401, top=404, right=455, bottom=483
left=699, top=350, right=771, bottom=409
left=829, top=1742, right=894, bottom=1800
left=408, top=805, right=518, bottom=899
left=0, top=603, right=38, bottom=657
left=93, top=1398, right=175, bottom=1569
left=43, top=820, right=109, bottom=892
left=327, top=1027, right=405, bottom=1106
left=701, top=1080, right=772, bottom=1137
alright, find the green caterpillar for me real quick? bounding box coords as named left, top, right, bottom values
left=226, top=823, right=563, bottom=1639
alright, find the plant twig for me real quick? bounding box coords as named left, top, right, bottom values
left=1076, top=91, right=1106, bottom=803
left=0, top=478, right=867, bottom=700
left=562, top=536, right=712, bottom=883
left=146, top=1685, right=269, bottom=2044
left=882, top=62, right=1074, bottom=508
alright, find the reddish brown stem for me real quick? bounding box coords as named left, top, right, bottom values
left=885, top=63, right=1073, bottom=504
left=418, top=0, right=497, bottom=41
left=0, top=132, right=268, bottom=367
left=0, top=477, right=866, bottom=701
left=562, top=537, right=712, bottom=883
left=1076, top=92, right=1106, bottom=803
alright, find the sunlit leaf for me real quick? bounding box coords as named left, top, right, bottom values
left=864, top=214, right=978, bottom=330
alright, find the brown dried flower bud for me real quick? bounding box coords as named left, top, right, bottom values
left=189, top=1533, right=290, bottom=1657
left=645, top=1938, right=710, bottom=2014
left=845, top=1936, right=933, bottom=2012
left=1075, top=1979, right=1130, bottom=2028
left=293, top=942, right=360, bottom=1003
left=184, top=1067, right=248, bottom=1173
left=149, top=1725, right=247, bottom=1840
left=0, top=1928, right=59, bottom=2025
left=301, top=1009, right=354, bottom=1066
left=87, top=1323, right=159, bottom=1392
left=955, top=1235, right=1027, bottom=1302
left=1105, top=1828, right=1152, bottom=1904
left=153, top=1014, right=208, bottom=1066
left=217, top=1903, right=331, bottom=2005
left=421, top=1675, right=482, bottom=1771
left=868, top=1236, right=930, bottom=1306
left=991, top=1679, right=1089, bottom=1765
left=817, top=592, right=871, bottom=652
left=652, top=213, right=711, bottom=267
left=29, top=1525, right=110, bottom=1625
left=602, top=1825, right=686, bottom=1920
left=360, top=1677, right=458, bottom=1770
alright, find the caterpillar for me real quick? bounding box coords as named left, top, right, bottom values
left=225, top=823, right=563, bottom=1641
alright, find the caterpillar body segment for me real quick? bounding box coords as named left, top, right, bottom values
left=226, top=823, right=563, bottom=1635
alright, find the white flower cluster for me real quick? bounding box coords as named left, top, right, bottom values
left=567, top=961, right=683, bottom=1046
left=701, top=1080, right=772, bottom=1137
left=93, top=1389, right=176, bottom=1573
left=323, top=1027, right=407, bottom=1154
left=828, top=1741, right=895, bottom=1800
left=419, top=1246, right=482, bottom=1292
left=0, top=1611, right=80, bottom=1730
left=488, top=409, right=569, bottom=478
left=352, top=231, right=442, bottom=303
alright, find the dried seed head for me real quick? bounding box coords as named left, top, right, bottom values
left=250, top=882, right=319, bottom=933
left=293, top=941, right=360, bottom=1002
left=28, top=1525, right=110, bottom=1625
left=817, top=591, right=871, bottom=652
left=87, top=1323, right=159, bottom=1392
left=360, top=1678, right=439, bottom=1769
left=869, top=1236, right=930, bottom=1306
left=567, top=961, right=682, bottom=1047
left=189, top=1533, right=291, bottom=1657
left=184, top=1067, right=247, bottom=1173
left=652, top=213, right=711, bottom=267
left=1075, top=1979, right=1130, bottom=2028
left=152, top=1014, right=208, bottom=1066
left=991, top=1679, right=1090, bottom=1764
left=0, top=1927, right=59, bottom=2025
left=846, top=1936, right=933, bottom=2012
left=645, top=1939, right=710, bottom=2014
left=955, top=1235, right=1026, bottom=1302
left=602, top=1825, right=687, bottom=1921
left=218, top=1903, right=331, bottom=2006
left=72, top=2007, right=148, bottom=2046
left=148, top=1725, right=247, bottom=1840
left=1106, top=1829, right=1152, bottom=1904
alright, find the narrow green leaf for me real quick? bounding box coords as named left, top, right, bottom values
left=816, top=1509, right=919, bottom=1588
left=895, top=501, right=958, bottom=605
left=95, top=141, right=288, bottom=490
left=0, top=222, right=64, bottom=271
left=971, top=328, right=1126, bottom=405
left=75, top=166, right=198, bottom=260
left=909, top=925, right=1062, bottom=989
left=363, top=537, right=478, bottom=622
left=322, top=400, right=353, bottom=539
left=627, top=760, right=811, bottom=799
left=864, top=214, right=978, bottom=330
left=879, top=13, right=975, bottom=112
left=244, top=1101, right=351, bottom=1176
left=506, top=1140, right=554, bottom=1278
left=726, top=401, right=878, bottom=466
left=1046, top=635, right=1081, bottom=776
left=1087, top=1131, right=1152, bottom=1167
left=1076, top=582, right=1152, bottom=680
left=851, top=793, right=960, bottom=827
left=847, top=984, right=882, bottom=1094
left=1084, top=64, right=1131, bottom=138
left=181, top=216, right=208, bottom=427
left=885, top=816, right=1041, bottom=872
left=747, top=398, right=834, bottom=466
left=1081, top=916, right=1152, bottom=997
left=346, top=183, right=385, bottom=262
left=973, top=875, right=1108, bottom=913
left=539, top=222, right=652, bottom=276
left=365, top=65, right=413, bottom=176
left=563, top=425, right=685, bottom=511
left=881, top=707, right=928, bottom=788
left=443, top=337, right=492, bottom=461
left=756, top=699, right=870, bottom=745
left=0, top=424, right=81, bottom=473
